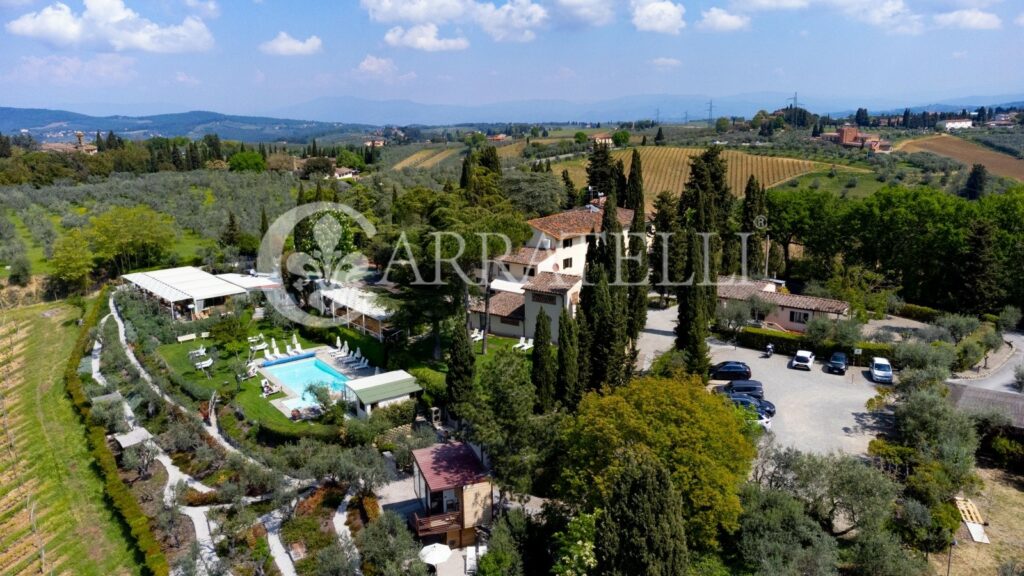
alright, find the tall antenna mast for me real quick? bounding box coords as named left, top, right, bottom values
left=707, top=100, right=714, bottom=127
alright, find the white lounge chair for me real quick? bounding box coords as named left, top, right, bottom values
left=471, top=329, right=485, bottom=342
left=194, top=358, right=214, bottom=370
left=512, top=336, right=527, bottom=350
left=521, top=338, right=534, bottom=351
left=294, top=342, right=303, bottom=353
left=251, top=342, right=268, bottom=352
left=263, top=349, right=274, bottom=362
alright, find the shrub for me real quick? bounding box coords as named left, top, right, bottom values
left=935, top=314, right=981, bottom=344
left=991, top=436, right=1024, bottom=471
left=7, top=255, right=32, bottom=286
left=408, top=367, right=445, bottom=408
left=892, top=340, right=956, bottom=371
left=900, top=303, right=942, bottom=323
left=1014, top=365, right=1024, bottom=392
left=956, top=340, right=985, bottom=371
left=998, top=306, right=1022, bottom=332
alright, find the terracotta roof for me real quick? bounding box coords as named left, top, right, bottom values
left=527, top=206, right=634, bottom=240
left=470, top=291, right=525, bottom=319
left=497, top=246, right=555, bottom=266
left=716, top=279, right=849, bottom=314
left=412, top=442, right=487, bottom=492
left=523, top=271, right=582, bottom=295
left=948, top=384, right=1024, bottom=429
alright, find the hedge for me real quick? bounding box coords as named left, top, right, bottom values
left=898, top=303, right=942, bottom=323
left=409, top=367, right=446, bottom=408
left=64, top=288, right=170, bottom=576
left=737, top=327, right=893, bottom=367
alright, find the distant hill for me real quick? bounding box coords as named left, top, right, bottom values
left=0, top=108, right=371, bottom=143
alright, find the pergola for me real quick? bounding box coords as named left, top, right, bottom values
left=123, top=267, right=246, bottom=319
left=318, top=285, right=392, bottom=341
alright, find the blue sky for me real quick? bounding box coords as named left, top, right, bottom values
left=1, top=0, right=1022, bottom=116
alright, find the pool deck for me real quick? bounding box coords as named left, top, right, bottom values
left=259, top=346, right=378, bottom=418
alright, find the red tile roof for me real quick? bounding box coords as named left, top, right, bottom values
left=715, top=278, right=849, bottom=314
left=523, top=271, right=582, bottom=295
left=470, top=291, right=525, bottom=319
left=527, top=206, right=634, bottom=240
left=497, top=246, right=555, bottom=266
left=412, top=442, right=488, bottom=492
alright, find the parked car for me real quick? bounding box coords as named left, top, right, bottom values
left=826, top=352, right=848, bottom=375
left=723, top=380, right=764, bottom=399
left=730, top=399, right=773, bottom=430
left=728, top=393, right=776, bottom=418
left=792, top=350, right=815, bottom=371
left=870, top=357, right=894, bottom=383
left=710, top=361, right=752, bottom=381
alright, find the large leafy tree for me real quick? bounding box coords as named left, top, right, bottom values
left=89, top=205, right=177, bottom=272
left=737, top=485, right=839, bottom=576
left=50, top=228, right=94, bottom=292
left=560, top=374, right=756, bottom=550
left=355, top=511, right=428, bottom=576
left=595, top=449, right=689, bottom=576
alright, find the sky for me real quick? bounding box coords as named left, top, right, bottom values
left=0, top=0, right=1023, bottom=117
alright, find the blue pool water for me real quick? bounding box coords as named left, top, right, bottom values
left=264, top=358, right=350, bottom=410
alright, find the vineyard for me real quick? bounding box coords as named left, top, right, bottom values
left=0, top=304, right=138, bottom=576
left=898, top=134, right=1024, bottom=181
left=391, top=146, right=463, bottom=170
left=554, top=146, right=820, bottom=208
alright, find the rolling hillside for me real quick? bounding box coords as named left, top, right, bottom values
left=897, top=134, right=1024, bottom=181
left=554, top=146, right=820, bottom=208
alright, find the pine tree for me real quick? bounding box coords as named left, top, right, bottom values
left=562, top=169, right=577, bottom=209
left=446, top=313, right=476, bottom=421
left=741, top=175, right=767, bottom=277
left=956, top=218, right=1005, bottom=315
left=625, top=148, right=644, bottom=211
left=596, top=450, right=689, bottom=576
left=556, top=307, right=580, bottom=410
left=531, top=308, right=556, bottom=413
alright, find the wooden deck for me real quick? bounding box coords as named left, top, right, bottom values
left=413, top=511, right=461, bottom=537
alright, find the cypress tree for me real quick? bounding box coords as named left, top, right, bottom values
left=460, top=152, right=474, bottom=190
left=589, top=274, right=626, bottom=389
left=956, top=218, right=1005, bottom=315
left=586, top=144, right=615, bottom=201
left=650, top=191, right=678, bottom=306
left=675, top=230, right=712, bottom=376
left=446, top=312, right=476, bottom=421
left=596, top=450, right=689, bottom=576
left=556, top=307, right=580, bottom=410
left=94, top=131, right=105, bottom=152
left=626, top=201, right=649, bottom=345
left=614, top=159, right=628, bottom=199
left=478, top=146, right=502, bottom=175
left=961, top=164, right=988, bottom=201
left=221, top=211, right=241, bottom=247
left=260, top=207, right=269, bottom=237
left=654, top=127, right=665, bottom=146
left=741, top=176, right=767, bottom=277
left=576, top=308, right=592, bottom=395
left=562, top=169, right=577, bottom=209
left=625, top=148, right=644, bottom=211
left=531, top=308, right=556, bottom=413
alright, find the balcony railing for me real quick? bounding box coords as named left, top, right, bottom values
left=413, top=511, right=461, bottom=536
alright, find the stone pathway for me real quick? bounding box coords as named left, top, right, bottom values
left=261, top=510, right=298, bottom=576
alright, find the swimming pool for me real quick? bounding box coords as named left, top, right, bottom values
left=264, top=358, right=350, bottom=410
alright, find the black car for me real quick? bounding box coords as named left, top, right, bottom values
left=710, top=361, right=752, bottom=381
left=723, top=380, right=764, bottom=400
left=826, top=352, right=848, bottom=375
left=728, top=393, right=776, bottom=418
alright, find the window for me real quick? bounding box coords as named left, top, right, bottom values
left=500, top=317, right=520, bottom=326
left=789, top=310, right=810, bottom=324
left=532, top=293, right=556, bottom=305
left=562, top=238, right=573, bottom=248
left=562, top=258, right=573, bottom=269
left=527, top=267, right=536, bottom=277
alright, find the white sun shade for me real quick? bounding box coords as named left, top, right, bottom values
left=123, top=266, right=246, bottom=303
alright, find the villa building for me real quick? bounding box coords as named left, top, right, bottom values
left=716, top=277, right=850, bottom=332
left=411, top=442, right=492, bottom=548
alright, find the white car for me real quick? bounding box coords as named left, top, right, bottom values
left=870, top=357, right=894, bottom=383
left=792, top=350, right=815, bottom=371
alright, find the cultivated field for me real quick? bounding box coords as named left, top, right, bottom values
left=391, top=146, right=462, bottom=170
left=0, top=304, right=139, bottom=576
left=898, top=134, right=1024, bottom=181
left=555, top=146, right=820, bottom=208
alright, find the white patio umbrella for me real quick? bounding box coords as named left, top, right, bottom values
left=335, top=336, right=342, bottom=350
left=271, top=337, right=277, bottom=351
left=418, top=543, right=452, bottom=566
left=292, top=333, right=299, bottom=347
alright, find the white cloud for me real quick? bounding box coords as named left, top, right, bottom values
left=934, top=8, right=1002, bottom=29
left=698, top=7, right=750, bottom=30
left=554, top=0, right=615, bottom=25
left=732, top=0, right=808, bottom=9
left=6, top=0, right=213, bottom=52
left=259, top=31, right=323, bottom=55
left=827, top=0, right=923, bottom=34
left=6, top=53, right=136, bottom=85
left=175, top=71, right=200, bottom=84
left=357, top=55, right=398, bottom=76
left=184, top=0, right=219, bottom=18
left=384, top=23, right=469, bottom=50
left=360, top=0, right=470, bottom=23
left=631, top=0, right=685, bottom=34
left=1017, top=13, right=1024, bottom=26
left=474, top=0, right=547, bottom=41
left=651, top=56, right=681, bottom=68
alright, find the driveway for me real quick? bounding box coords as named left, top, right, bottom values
left=949, top=331, right=1023, bottom=393
left=636, top=304, right=678, bottom=371
left=710, top=344, right=885, bottom=456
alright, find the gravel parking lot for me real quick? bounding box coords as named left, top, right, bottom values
left=710, top=343, right=887, bottom=456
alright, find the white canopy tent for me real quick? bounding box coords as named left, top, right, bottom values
left=123, top=267, right=246, bottom=318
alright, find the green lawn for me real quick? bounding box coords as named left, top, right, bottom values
left=472, top=334, right=533, bottom=367
left=771, top=168, right=891, bottom=199
left=0, top=302, right=141, bottom=575
left=170, top=231, right=216, bottom=264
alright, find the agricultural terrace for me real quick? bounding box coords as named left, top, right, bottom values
left=555, top=146, right=819, bottom=208
left=0, top=303, right=139, bottom=576
left=898, top=134, right=1024, bottom=181
left=390, top=146, right=463, bottom=171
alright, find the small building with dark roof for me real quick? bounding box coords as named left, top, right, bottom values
left=717, top=276, right=849, bottom=332
left=411, top=442, right=492, bottom=548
